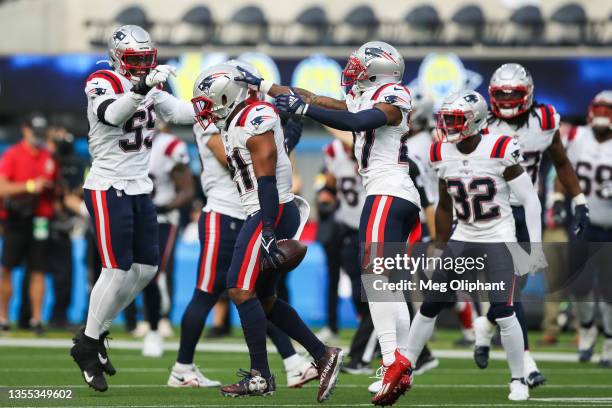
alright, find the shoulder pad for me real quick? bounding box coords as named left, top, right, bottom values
left=236, top=102, right=278, bottom=134
left=86, top=70, right=125, bottom=95
left=430, top=141, right=442, bottom=163
left=371, top=83, right=412, bottom=111
left=490, top=135, right=513, bottom=158
left=537, top=104, right=558, bottom=131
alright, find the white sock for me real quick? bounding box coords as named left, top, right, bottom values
left=474, top=316, right=495, bottom=347
left=496, top=313, right=524, bottom=379
left=100, top=263, right=158, bottom=333
left=173, top=362, right=193, bottom=371
left=523, top=350, right=538, bottom=375
left=395, top=301, right=411, bottom=357
left=405, top=311, right=436, bottom=364
left=283, top=353, right=303, bottom=370
left=600, top=302, right=612, bottom=337
left=369, top=301, right=398, bottom=366
left=85, top=267, right=129, bottom=339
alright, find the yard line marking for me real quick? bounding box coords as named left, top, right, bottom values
left=0, top=338, right=592, bottom=363
left=5, top=384, right=612, bottom=389
left=0, top=404, right=607, bottom=408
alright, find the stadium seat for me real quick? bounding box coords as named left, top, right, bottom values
left=494, top=5, right=545, bottom=46
left=271, top=6, right=328, bottom=46
left=90, top=6, right=152, bottom=48
left=445, top=4, right=485, bottom=46
left=332, top=5, right=379, bottom=46
left=547, top=3, right=587, bottom=45
left=160, top=6, right=214, bottom=46
left=217, top=5, right=267, bottom=46
left=396, top=5, right=442, bottom=46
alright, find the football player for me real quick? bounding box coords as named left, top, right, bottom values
left=191, top=64, right=343, bottom=400
left=168, top=60, right=316, bottom=389
left=563, top=91, right=612, bottom=367
left=70, top=25, right=196, bottom=392
left=474, top=63, right=589, bottom=387
left=236, top=41, right=419, bottom=405
left=406, top=90, right=545, bottom=401
left=138, top=123, right=194, bottom=357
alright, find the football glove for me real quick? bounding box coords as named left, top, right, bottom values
left=275, top=93, right=308, bottom=115
left=571, top=203, right=590, bottom=237
left=551, top=195, right=567, bottom=226
left=132, top=65, right=176, bottom=95
left=234, top=66, right=262, bottom=91
left=260, top=226, right=284, bottom=270
left=527, top=244, right=548, bottom=274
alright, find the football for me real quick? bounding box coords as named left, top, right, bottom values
left=261, top=239, right=307, bottom=274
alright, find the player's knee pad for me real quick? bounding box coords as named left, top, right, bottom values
left=489, top=303, right=514, bottom=320
left=420, top=301, right=443, bottom=318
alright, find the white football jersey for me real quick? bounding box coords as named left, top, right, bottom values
left=193, top=124, right=246, bottom=220
left=84, top=69, right=194, bottom=195
left=431, top=135, right=522, bottom=242
left=323, top=140, right=364, bottom=230
left=487, top=104, right=559, bottom=205
left=149, top=132, right=189, bottom=224
left=406, top=130, right=438, bottom=205
left=566, top=126, right=612, bottom=227
left=222, top=102, right=294, bottom=216
left=345, top=83, right=420, bottom=208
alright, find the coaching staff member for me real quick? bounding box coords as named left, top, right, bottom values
left=0, top=114, right=57, bottom=334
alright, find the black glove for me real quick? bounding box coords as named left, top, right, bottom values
left=571, top=204, right=590, bottom=237
left=551, top=199, right=567, bottom=226
left=260, top=226, right=284, bottom=270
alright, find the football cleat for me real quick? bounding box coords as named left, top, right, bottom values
left=314, top=346, right=344, bottom=402
left=526, top=371, right=546, bottom=388
left=578, top=325, right=598, bottom=363
left=371, top=350, right=412, bottom=406
left=414, top=349, right=439, bottom=376
left=167, top=363, right=221, bottom=388
left=220, top=369, right=275, bottom=397
left=70, top=334, right=108, bottom=392
left=599, top=338, right=612, bottom=368
left=474, top=346, right=490, bottom=369
left=286, top=356, right=319, bottom=388
left=341, top=359, right=374, bottom=375
left=74, top=328, right=116, bottom=376
left=315, top=326, right=339, bottom=344
left=142, top=330, right=163, bottom=357
left=508, top=379, right=529, bottom=401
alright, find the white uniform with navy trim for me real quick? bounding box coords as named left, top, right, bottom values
left=566, top=126, right=612, bottom=227
left=406, top=129, right=438, bottom=204
left=345, top=83, right=420, bottom=207
left=431, top=135, right=522, bottom=242
left=222, top=102, right=294, bottom=216
left=487, top=104, right=559, bottom=205
left=149, top=132, right=189, bottom=224
left=323, top=139, right=364, bottom=230
left=193, top=124, right=246, bottom=220
left=84, top=69, right=194, bottom=195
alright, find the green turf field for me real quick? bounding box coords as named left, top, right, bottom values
left=0, top=329, right=611, bottom=407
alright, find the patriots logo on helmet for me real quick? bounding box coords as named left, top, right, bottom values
left=463, top=94, right=479, bottom=104
left=250, top=115, right=273, bottom=129
left=113, top=31, right=126, bottom=43
left=198, top=72, right=229, bottom=93
left=364, top=47, right=397, bottom=63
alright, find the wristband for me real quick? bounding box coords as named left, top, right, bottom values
left=551, top=192, right=565, bottom=202
left=572, top=193, right=587, bottom=206
left=25, top=179, right=36, bottom=193
left=259, top=79, right=273, bottom=95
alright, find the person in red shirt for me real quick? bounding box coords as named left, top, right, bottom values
left=0, top=114, right=57, bottom=334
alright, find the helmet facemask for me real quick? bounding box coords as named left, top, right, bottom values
left=436, top=110, right=475, bottom=143
left=489, top=85, right=532, bottom=119
left=341, top=54, right=368, bottom=88
left=192, top=95, right=218, bottom=131
left=117, top=49, right=157, bottom=80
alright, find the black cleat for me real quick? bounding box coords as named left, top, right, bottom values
left=0, top=321, right=10, bottom=333
left=220, top=369, right=275, bottom=397
left=526, top=370, right=546, bottom=388
left=474, top=346, right=489, bottom=369
left=599, top=359, right=611, bottom=368
left=315, top=346, right=344, bottom=402
left=30, top=321, right=45, bottom=336
left=98, top=331, right=116, bottom=376
left=579, top=347, right=594, bottom=363
left=70, top=334, right=108, bottom=392
left=341, top=358, right=373, bottom=375
left=414, top=353, right=439, bottom=376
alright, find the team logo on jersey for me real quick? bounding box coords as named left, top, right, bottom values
left=511, top=149, right=521, bottom=163
left=197, top=72, right=230, bottom=94
left=364, top=47, right=397, bottom=63
left=113, top=30, right=126, bottom=43
left=463, top=93, right=479, bottom=104
left=250, top=115, right=273, bottom=129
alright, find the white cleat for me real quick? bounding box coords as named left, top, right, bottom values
left=286, top=356, right=319, bottom=388
left=508, top=379, right=529, bottom=401
left=142, top=331, right=163, bottom=357
left=578, top=325, right=598, bottom=362
left=158, top=318, right=174, bottom=338
left=131, top=321, right=150, bottom=338
left=167, top=363, right=221, bottom=388
left=367, top=365, right=385, bottom=394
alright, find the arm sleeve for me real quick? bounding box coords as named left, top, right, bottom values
left=152, top=91, right=196, bottom=125
left=508, top=172, right=542, bottom=242
left=85, top=73, right=144, bottom=126
left=305, top=105, right=387, bottom=132
left=280, top=113, right=303, bottom=154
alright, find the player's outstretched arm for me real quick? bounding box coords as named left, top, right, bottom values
left=546, top=131, right=589, bottom=235
left=434, top=179, right=453, bottom=244
left=153, top=93, right=196, bottom=125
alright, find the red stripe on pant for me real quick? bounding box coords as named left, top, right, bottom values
left=100, top=191, right=118, bottom=267
left=236, top=223, right=263, bottom=290
left=91, top=190, right=117, bottom=269
left=196, top=212, right=220, bottom=293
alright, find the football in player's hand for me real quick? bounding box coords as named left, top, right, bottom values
left=261, top=239, right=307, bottom=274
